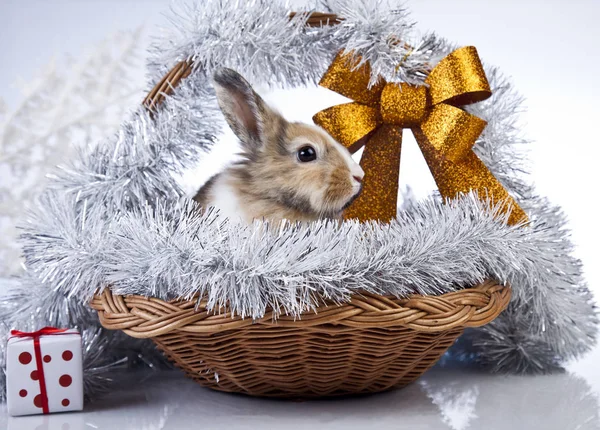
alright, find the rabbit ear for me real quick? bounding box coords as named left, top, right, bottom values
left=213, top=68, right=272, bottom=150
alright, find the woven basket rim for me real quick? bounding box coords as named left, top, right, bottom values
left=90, top=280, right=511, bottom=338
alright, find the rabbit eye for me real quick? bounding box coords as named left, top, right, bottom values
left=297, top=145, right=317, bottom=162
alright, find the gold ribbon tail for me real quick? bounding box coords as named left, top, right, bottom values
left=343, top=126, right=403, bottom=223
left=413, top=128, right=528, bottom=225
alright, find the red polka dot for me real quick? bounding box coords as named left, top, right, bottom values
left=19, top=352, right=32, bottom=365
left=59, top=374, right=72, bottom=387
left=33, top=394, right=43, bottom=408
left=30, top=370, right=39, bottom=381
left=19, top=389, right=27, bottom=397
left=62, top=350, right=73, bottom=361
left=61, top=398, right=70, bottom=407
left=43, top=355, right=52, bottom=363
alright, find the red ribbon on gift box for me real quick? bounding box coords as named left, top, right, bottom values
left=10, top=327, right=69, bottom=414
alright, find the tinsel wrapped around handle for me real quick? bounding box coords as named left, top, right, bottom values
left=142, top=12, right=343, bottom=112
left=313, top=47, right=528, bottom=225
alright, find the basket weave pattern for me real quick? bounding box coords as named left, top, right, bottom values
left=91, top=12, right=512, bottom=398
left=91, top=281, right=510, bottom=397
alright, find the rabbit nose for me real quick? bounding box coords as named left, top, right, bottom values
left=353, top=175, right=363, bottom=183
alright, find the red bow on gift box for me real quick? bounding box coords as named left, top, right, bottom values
left=10, top=327, right=69, bottom=414
left=10, top=327, right=68, bottom=338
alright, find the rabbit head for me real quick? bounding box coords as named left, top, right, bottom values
left=211, top=68, right=364, bottom=221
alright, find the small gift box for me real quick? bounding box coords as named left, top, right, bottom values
left=6, top=327, right=83, bottom=417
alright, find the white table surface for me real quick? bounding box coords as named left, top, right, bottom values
left=2, top=352, right=599, bottom=430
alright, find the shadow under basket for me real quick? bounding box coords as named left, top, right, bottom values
left=90, top=280, right=510, bottom=398
left=89, top=12, right=511, bottom=398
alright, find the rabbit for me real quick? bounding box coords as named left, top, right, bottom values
left=193, top=68, right=365, bottom=224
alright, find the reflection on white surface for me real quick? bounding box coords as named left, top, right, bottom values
left=2, top=355, right=599, bottom=430
left=421, top=362, right=600, bottom=430
left=421, top=376, right=479, bottom=430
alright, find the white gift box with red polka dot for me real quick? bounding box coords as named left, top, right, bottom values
left=6, top=328, right=83, bottom=416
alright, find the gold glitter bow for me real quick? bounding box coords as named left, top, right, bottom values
left=313, top=46, right=528, bottom=225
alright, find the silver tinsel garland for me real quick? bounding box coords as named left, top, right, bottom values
left=1, top=0, right=597, bottom=400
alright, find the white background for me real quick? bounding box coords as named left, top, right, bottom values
left=1, top=1, right=600, bottom=428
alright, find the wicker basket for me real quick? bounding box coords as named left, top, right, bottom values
left=90, top=12, right=512, bottom=398
left=91, top=281, right=509, bottom=398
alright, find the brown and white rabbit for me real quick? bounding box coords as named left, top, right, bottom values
left=194, top=68, right=364, bottom=224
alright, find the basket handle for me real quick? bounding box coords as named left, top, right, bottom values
left=143, top=11, right=342, bottom=112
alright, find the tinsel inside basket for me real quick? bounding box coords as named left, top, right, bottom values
left=89, top=11, right=512, bottom=398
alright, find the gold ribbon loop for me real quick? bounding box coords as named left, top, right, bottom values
left=425, top=46, right=492, bottom=106
left=314, top=103, right=380, bottom=151
left=318, top=53, right=385, bottom=106
left=314, top=46, right=528, bottom=225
